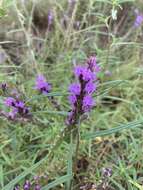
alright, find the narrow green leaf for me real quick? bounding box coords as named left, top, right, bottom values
left=41, top=174, right=72, bottom=190
left=119, top=0, right=135, bottom=3
left=26, top=92, right=69, bottom=103
left=93, top=0, right=112, bottom=4
left=32, top=110, right=69, bottom=116
left=2, top=156, right=48, bottom=190
left=129, top=179, right=143, bottom=190
left=66, top=135, right=73, bottom=190
left=82, top=120, right=143, bottom=140
left=0, top=165, right=4, bottom=188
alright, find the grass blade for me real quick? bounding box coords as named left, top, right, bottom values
left=41, top=174, right=72, bottom=190
left=82, top=120, right=143, bottom=140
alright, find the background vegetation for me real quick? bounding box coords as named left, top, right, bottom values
left=0, top=0, right=143, bottom=189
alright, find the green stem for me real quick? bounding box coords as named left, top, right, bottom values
left=73, top=125, right=80, bottom=174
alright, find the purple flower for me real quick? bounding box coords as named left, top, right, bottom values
left=14, top=179, right=42, bottom=190
left=82, top=95, right=95, bottom=112
left=34, top=184, right=41, bottom=190
left=69, top=83, right=81, bottom=95
left=66, top=110, right=75, bottom=126
left=0, top=83, right=7, bottom=91
left=74, top=66, right=96, bottom=81
left=8, top=108, right=18, bottom=119
left=87, top=56, right=101, bottom=72
left=48, top=10, right=53, bottom=28
left=85, top=81, right=96, bottom=94
left=82, top=68, right=96, bottom=81
left=33, top=176, right=40, bottom=181
left=74, top=65, right=85, bottom=77
left=15, top=101, right=30, bottom=115
left=13, top=184, right=20, bottom=190
left=3, top=97, right=30, bottom=120
left=23, top=180, right=31, bottom=190
left=15, top=101, right=25, bottom=108
left=134, top=13, right=143, bottom=27
left=69, top=94, right=77, bottom=105
left=35, top=74, right=51, bottom=94
left=4, top=97, right=15, bottom=107
left=102, top=168, right=112, bottom=177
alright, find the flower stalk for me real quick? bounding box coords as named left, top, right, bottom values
left=66, top=56, right=100, bottom=189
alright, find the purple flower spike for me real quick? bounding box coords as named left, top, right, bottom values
left=23, top=180, right=31, bottom=190
left=66, top=56, right=100, bottom=125
left=35, top=74, right=51, bottom=94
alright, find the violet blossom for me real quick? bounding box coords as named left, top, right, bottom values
left=102, top=167, right=112, bottom=177
left=13, top=184, right=20, bottom=190
left=134, top=11, right=143, bottom=27
left=23, top=180, right=31, bottom=190
left=48, top=10, right=53, bottom=29
left=4, top=97, right=30, bottom=120
left=4, top=97, right=15, bottom=107
left=66, top=56, right=100, bottom=125
left=13, top=177, right=43, bottom=190
left=0, top=83, right=7, bottom=91
left=34, top=74, right=61, bottom=110
left=34, top=184, right=41, bottom=190
left=35, top=74, right=51, bottom=95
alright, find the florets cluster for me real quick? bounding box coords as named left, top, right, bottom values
left=4, top=97, right=30, bottom=119
left=67, top=56, right=100, bottom=125
left=35, top=74, right=51, bottom=94
left=13, top=178, right=42, bottom=190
